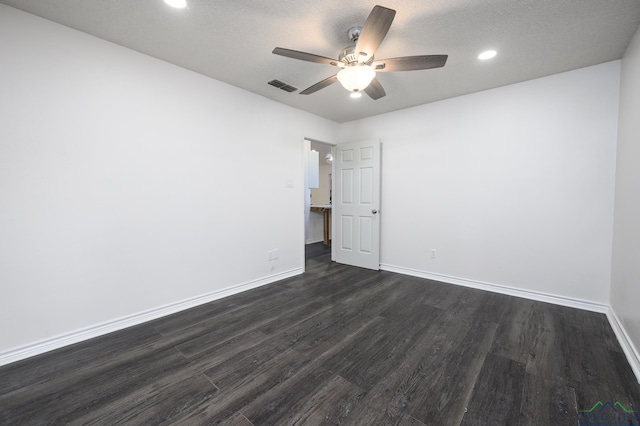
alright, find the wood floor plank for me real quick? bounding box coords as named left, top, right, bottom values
left=255, top=297, right=335, bottom=335
left=172, top=287, right=329, bottom=358
left=203, top=342, right=293, bottom=390
left=460, top=354, right=526, bottom=426
left=514, top=304, right=572, bottom=382
left=210, top=412, right=254, bottom=426
left=421, top=278, right=469, bottom=310
left=0, top=322, right=163, bottom=395
left=377, top=277, right=442, bottom=322
left=301, top=269, right=400, bottom=305
left=238, top=313, right=396, bottom=424
left=258, top=274, right=396, bottom=342
left=178, top=329, right=272, bottom=379
left=571, top=307, right=623, bottom=354
left=159, top=348, right=313, bottom=424
left=150, top=279, right=296, bottom=336
left=519, top=373, right=577, bottom=426
left=265, top=278, right=399, bottom=358
left=189, top=306, right=377, bottom=424
left=270, top=305, right=379, bottom=358
left=470, top=290, right=513, bottom=324
left=71, top=373, right=218, bottom=425
left=559, top=306, right=622, bottom=387
left=279, top=374, right=365, bottom=425
left=391, top=319, right=499, bottom=425
left=1, top=347, right=191, bottom=425
left=394, top=415, right=429, bottom=425
left=490, top=298, right=553, bottom=365
left=286, top=262, right=370, bottom=293
left=200, top=349, right=312, bottom=423
left=338, top=307, right=443, bottom=391
left=238, top=353, right=339, bottom=425
left=341, top=352, right=433, bottom=425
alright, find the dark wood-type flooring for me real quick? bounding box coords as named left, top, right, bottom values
left=1, top=243, right=639, bottom=425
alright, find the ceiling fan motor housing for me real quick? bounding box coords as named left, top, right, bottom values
left=339, top=44, right=374, bottom=66
left=340, top=26, right=374, bottom=65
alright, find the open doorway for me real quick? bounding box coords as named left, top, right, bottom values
left=304, top=139, right=335, bottom=263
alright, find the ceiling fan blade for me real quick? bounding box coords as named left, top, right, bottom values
left=300, top=75, right=339, bottom=95
left=372, top=55, right=448, bottom=72
left=272, top=47, right=341, bottom=66
left=364, top=77, right=386, bottom=100
left=355, top=5, right=396, bottom=60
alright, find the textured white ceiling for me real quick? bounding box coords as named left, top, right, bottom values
left=2, top=0, right=639, bottom=123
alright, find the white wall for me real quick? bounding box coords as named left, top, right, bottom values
left=311, top=163, right=332, bottom=205
left=611, top=25, right=640, bottom=373
left=0, top=5, right=338, bottom=356
left=339, top=62, right=620, bottom=305
left=307, top=163, right=332, bottom=244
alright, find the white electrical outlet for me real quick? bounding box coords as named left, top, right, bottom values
left=431, top=249, right=437, bottom=259
left=267, top=249, right=279, bottom=261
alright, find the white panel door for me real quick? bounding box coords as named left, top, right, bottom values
left=334, top=139, right=381, bottom=270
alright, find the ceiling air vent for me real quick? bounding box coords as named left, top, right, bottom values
left=268, top=79, right=298, bottom=93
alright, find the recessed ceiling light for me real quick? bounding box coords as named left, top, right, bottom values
left=478, top=50, right=497, bottom=60
left=350, top=92, right=362, bottom=99
left=164, top=0, right=187, bottom=9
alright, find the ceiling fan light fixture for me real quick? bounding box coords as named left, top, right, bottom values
left=478, top=50, right=497, bottom=60
left=350, top=92, right=363, bottom=99
left=337, top=66, right=376, bottom=92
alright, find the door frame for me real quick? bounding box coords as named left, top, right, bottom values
left=301, top=137, right=336, bottom=272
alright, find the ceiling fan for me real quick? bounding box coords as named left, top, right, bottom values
left=272, top=5, right=448, bottom=100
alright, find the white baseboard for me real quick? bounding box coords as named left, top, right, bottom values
left=380, top=264, right=608, bottom=313
left=305, top=238, right=324, bottom=245
left=0, top=268, right=303, bottom=367
left=606, top=308, right=640, bottom=384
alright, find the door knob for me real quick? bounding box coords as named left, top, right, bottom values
left=372, top=209, right=378, bottom=214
